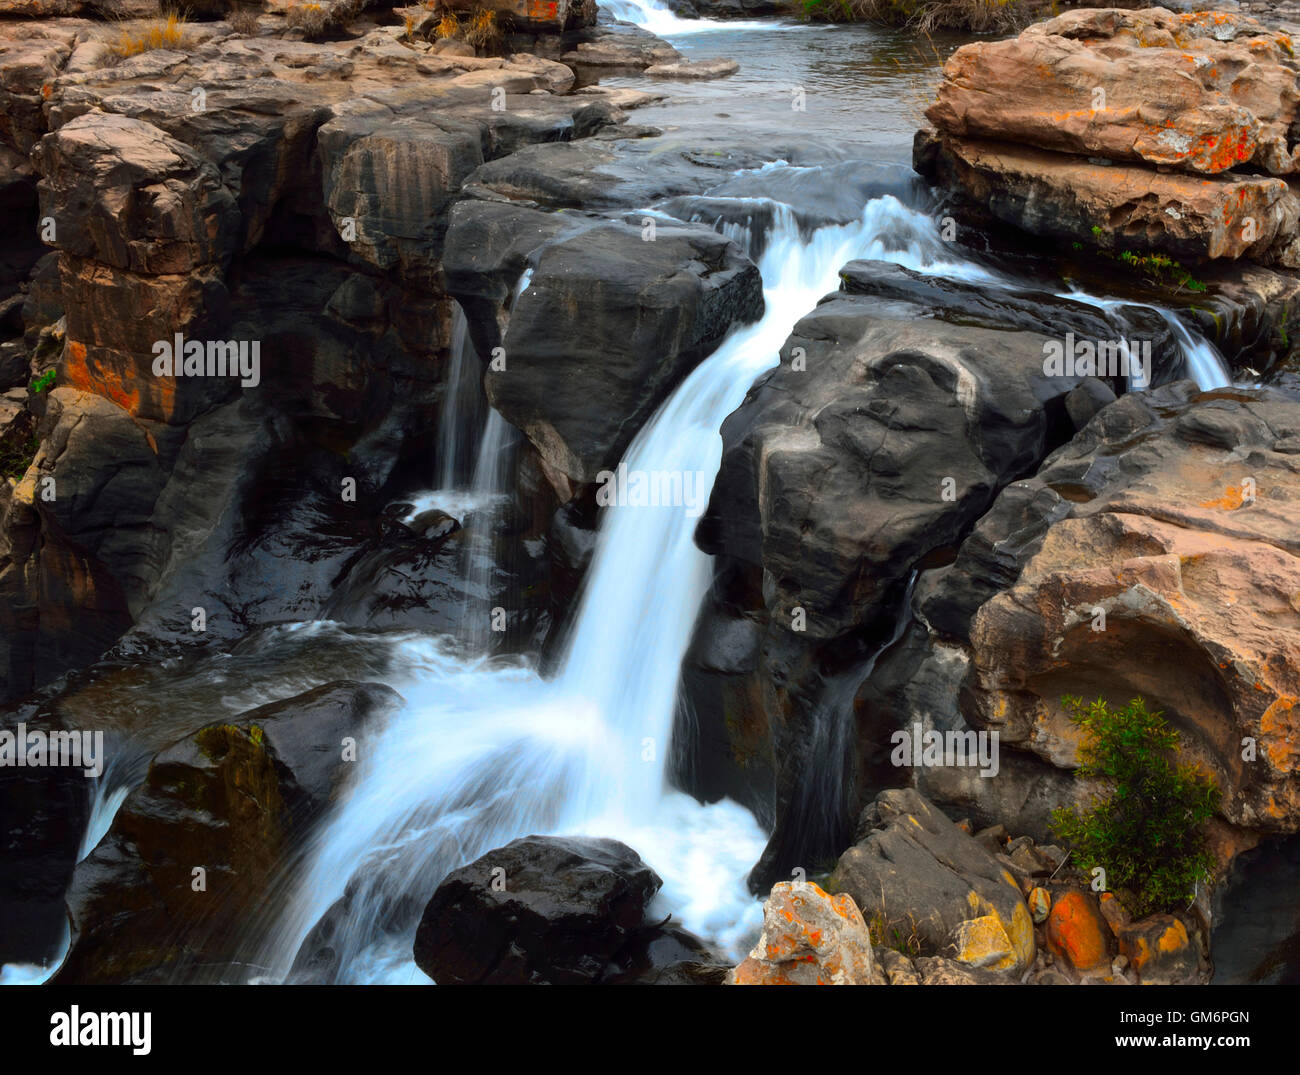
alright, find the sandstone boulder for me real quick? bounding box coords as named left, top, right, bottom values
left=957, top=385, right=1300, bottom=835
left=915, top=130, right=1300, bottom=267
left=728, top=881, right=877, bottom=985
left=928, top=8, right=1300, bottom=176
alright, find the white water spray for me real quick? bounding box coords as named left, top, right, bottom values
left=254, top=194, right=973, bottom=983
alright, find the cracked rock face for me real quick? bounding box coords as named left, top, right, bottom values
left=917, top=7, right=1300, bottom=266
left=949, top=384, right=1300, bottom=834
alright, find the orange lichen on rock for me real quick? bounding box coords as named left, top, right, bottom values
left=1044, top=889, right=1112, bottom=971
left=728, top=882, right=877, bottom=986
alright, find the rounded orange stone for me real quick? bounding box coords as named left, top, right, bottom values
left=1044, top=889, right=1112, bottom=971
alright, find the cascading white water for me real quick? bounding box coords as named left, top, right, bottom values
left=434, top=306, right=482, bottom=491
left=1057, top=289, right=1233, bottom=391
left=601, top=0, right=776, bottom=35
left=1157, top=308, right=1233, bottom=389
left=254, top=193, right=980, bottom=983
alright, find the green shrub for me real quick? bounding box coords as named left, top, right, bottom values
left=1052, top=695, right=1220, bottom=917
left=30, top=369, right=56, bottom=394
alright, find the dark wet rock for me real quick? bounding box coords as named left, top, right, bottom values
left=686, top=275, right=1109, bottom=890
left=55, top=681, right=402, bottom=983
left=412, top=834, right=665, bottom=984
left=1212, top=832, right=1300, bottom=983
left=487, top=219, right=763, bottom=485
left=0, top=704, right=90, bottom=966
left=838, top=260, right=1183, bottom=387
left=699, top=285, right=1089, bottom=645
left=672, top=602, right=775, bottom=829
left=1064, top=376, right=1118, bottom=428
left=441, top=198, right=593, bottom=361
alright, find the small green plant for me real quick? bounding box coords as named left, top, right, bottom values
left=1114, top=249, right=1207, bottom=293
left=1090, top=224, right=1103, bottom=236
left=1051, top=696, right=1220, bottom=917
left=30, top=369, right=56, bottom=394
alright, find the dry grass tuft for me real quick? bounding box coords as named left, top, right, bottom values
left=463, top=8, right=501, bottom=51
left=109, top=11, right=191, bottom=59
left=229, top=7, right=261, bottom=35
left=286, top=0, right=328, bottom=37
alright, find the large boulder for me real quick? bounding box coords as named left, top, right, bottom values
left=411, top=835, right=665, bottom=984
left=918, top=7, right=1300, bottom=269
left=486, top=220, right=763, bottom=485
left=928, top=9, right=1300, bottom=176
left=953, top=385, right=1300, bottom=837
left=830, top=788, right=1036, bottom=975
left=689, top=267, right=1166, bottom=887
left=55, top=681, right=402, bottom=983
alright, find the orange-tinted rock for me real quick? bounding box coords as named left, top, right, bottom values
left=1045, top=889, right=1112, bottom=971
left=1098, top=892, right=1131, bottom=937
left=915, top=132, right=1299, bottom=267
left=1117, top=914, right=1198, bottom=984
left=728, top=881, right=876, bottom=985
left=927, top=8, right=1300, bottom=176
left=960, top=390, right=1300, bottom=839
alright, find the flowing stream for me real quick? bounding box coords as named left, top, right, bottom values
left=2, top=0, right=1236, bottom=986
left=254, top=195, right=990, bottom=983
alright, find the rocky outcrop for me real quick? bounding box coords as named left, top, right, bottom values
left=686, top=261, right=1172, bottom=886
left=830, top=789, right=1037, bottom=975
left=929, top=9, right=1300, bottom=176
left=947, top=385, right=1300, bottom=837
left=56, top=681, right=402, bottom=983
left=919, top=8, right=1300, bottom=268
left=0, top=12, right=675, bottom=704
left=916, top=133, right=1300, bottom=267
left=487, top=221, right=762, bottom=486
left=727, top=880, right=879, bottom=985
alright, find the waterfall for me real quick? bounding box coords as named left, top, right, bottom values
left=1156, top=308, right=1233, bottom=389
left=434, top=306, right=488, bottom=492
left=1057, top=289, right=1233, bottom=392
left=600, top=0, right=777, bottom=35
left=250, top=192, right=977, bottom=984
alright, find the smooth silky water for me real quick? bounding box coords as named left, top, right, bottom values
left=1, top=0, right=1233, bottom=985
